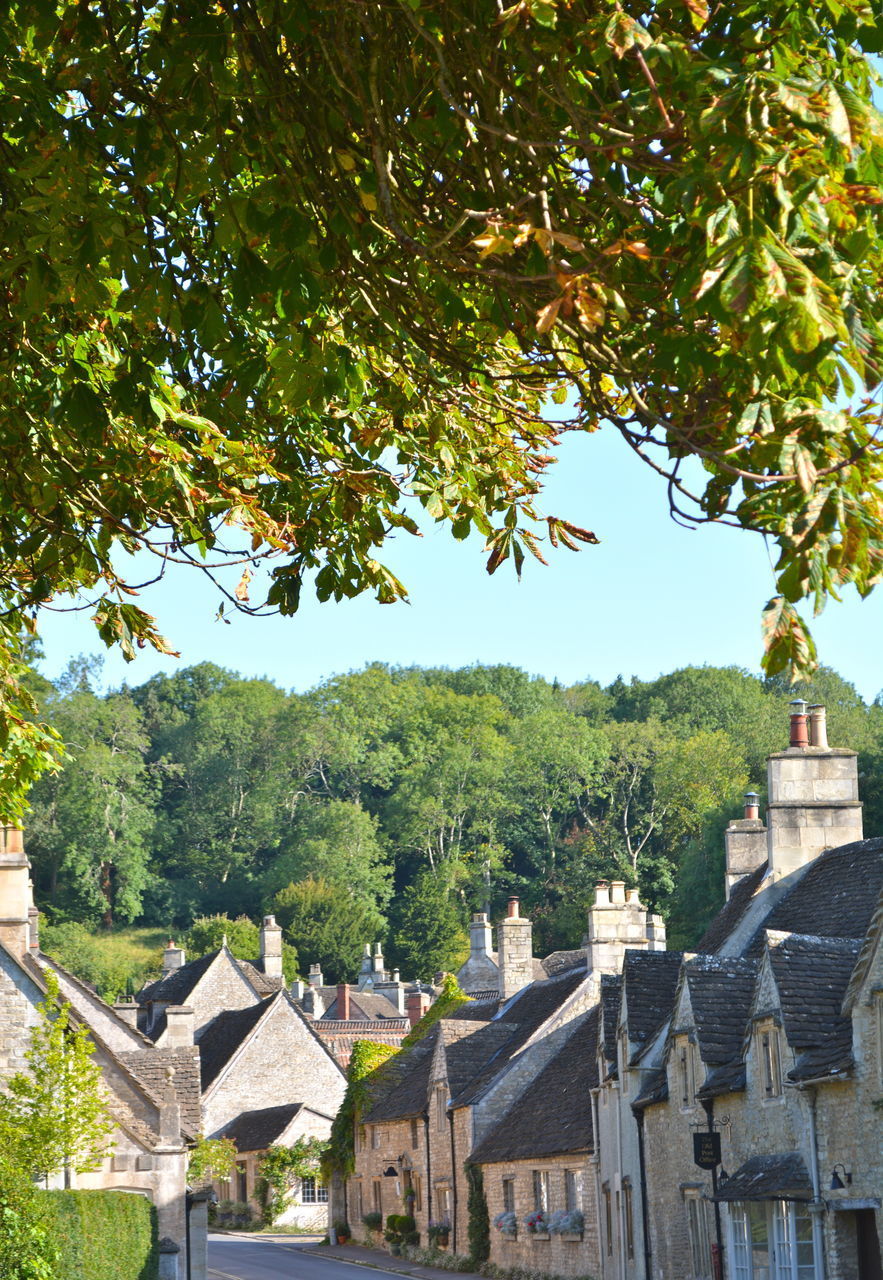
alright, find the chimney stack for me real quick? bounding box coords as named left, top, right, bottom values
left=164, top=1005, right=195, bottom=1048
left=406, top=987, right=431, bottom=1027
left=724, top=791, right=766, bottom=899
left=767, top=703, right=862, bottom=877
left=497, top=898, right=534, bottom=1001
left=162, top=939, right=186, bottom=972
left=114, top=998, right=141, bottom=1031
left=0, top=826, right=32, bottom=956
left=587, top=881, right=662, bottom=976
left=260, top=914, right=283, bottom=981
left=308, top=963, right=324, bottom=987
left=337, top=983, right=351, bottom=1020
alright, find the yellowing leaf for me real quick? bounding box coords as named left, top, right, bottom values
left=603, top=239, right=651, bottom=259
left=575, top=292, right=605, bottom=332
left=358, top=189, right=378, bottom=212
left=235, top=567, right=252, bottom=602
left=336, top=151, right=357, bottom=171
left=536, top=296, right=563, bottom=334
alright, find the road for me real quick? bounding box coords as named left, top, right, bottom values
left=208, top=1236, right=397, bottom=1280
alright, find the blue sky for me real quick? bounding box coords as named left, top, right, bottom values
left=37, top=424, right=883, bottom=703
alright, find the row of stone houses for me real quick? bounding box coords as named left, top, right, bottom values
left=343, top=704, right=883, bottom=1280
left=0, top=825, right=206, bottom=1280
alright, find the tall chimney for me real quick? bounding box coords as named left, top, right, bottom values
left=0, top=827, right=32, bottom=956
left=497, top=899, right=534, bottom=1001
left=357, top=943, right=373, bottom=990
left=724, top=792, right=767, bottom=899
left=260, top=914, right=283, bottom=981
left=587, top=881, right=659, bottom=975
left=337, top=983, right=351, bottom=1020
left=308, top=963, right=324, bottom=988
left=114, top=999, right=141, bottom=1031
left=766, top=703, right=862, bottom=877
left=162, top=939, right=186, bottom=972
left=470, top=912, right=493, bottom=957
left=406, top=987, right=431, bottom=1027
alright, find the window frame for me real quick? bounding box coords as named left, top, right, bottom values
left=728, top=1199, right=816, bottom=1280
left=757, top=1020, right=783, bottom=1100
left=502, top=1178, right=516, bottom=1215
left=532, top=1169, right=550, bottom=1214
left=565, top=1169, right=583, bottom=1213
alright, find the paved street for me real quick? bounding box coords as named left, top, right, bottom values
left=208, top=1236, right=453, bottom=1280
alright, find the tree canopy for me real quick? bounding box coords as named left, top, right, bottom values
left=1, top=1, right=882, bottom=819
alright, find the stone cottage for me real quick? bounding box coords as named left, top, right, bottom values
left=0, top=825, right=205, bottom=1280
left=135, top=926, right=347, bottom=1228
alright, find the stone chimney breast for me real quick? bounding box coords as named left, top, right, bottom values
left=260, top=914, right=283, bottom=981
left=162, top=939, right=186, bottom=972
left=164, top=1005, right=195, bottom=1048
left=497, top=900, right=533, bottom=1001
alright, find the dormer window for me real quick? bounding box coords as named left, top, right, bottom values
left=758, top=1022, right=782, bottom=1099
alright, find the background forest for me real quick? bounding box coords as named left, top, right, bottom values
left=23, top=658, right=883, bottom=998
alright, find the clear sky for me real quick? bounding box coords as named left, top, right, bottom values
left=36, top=422, right=883, bottom=703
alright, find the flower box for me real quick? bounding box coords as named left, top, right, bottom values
left=561, top=1231, right=583, bottom=1242
left=530, top=1231, right=551, bottom=1241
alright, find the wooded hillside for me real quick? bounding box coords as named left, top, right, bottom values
left=26, top=659, right=883, bottom=988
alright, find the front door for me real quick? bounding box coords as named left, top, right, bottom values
left=856, top=1210, right=882, bottom=1280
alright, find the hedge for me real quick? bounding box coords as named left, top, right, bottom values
left=41, top=1190, right=158, bottom=1280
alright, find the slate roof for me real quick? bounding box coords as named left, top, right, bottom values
left=749, top=839, right=883, bottom=954
left=622, top=950, right=683, bottom=1057
left=138, top=949, right=220, bottom=1006
left=541, top=949, right=587, bottom=977
left=765, top=932, right=860, bottom=1081
left=237, top=959, right=280, bottom=997
left=713, top=1153, right=813, bottom=1202
left=118, top=1047, right=202, bottom=1138
left=448, top=998, right=501, bottom=1021
left=219, top=1102, right=304, bottom=1152
left=684, top=956, right=757, bottom=1068
left=454, top=967, right=591, bottom=1108
left=471, top=1007, right=599, bottom=1164
left=362, top=1023, right=440, bottom=1122
left=197, top=995, right=275, bottom=1090
left=696, top=863, right=768, bottom=954
left=632, top=1066, right=668, bottom=1111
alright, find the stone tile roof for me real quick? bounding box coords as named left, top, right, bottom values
left=237, top=960, right=280, bottom=997
left=749, top=838, right=883, bottom=955
left=470, top=1008, right=599, bottom=1164
left=696, top=863, right=768, bottom=954
left=138, top=950, right=219, bottom=1006
left=541, top=949, right=586, bottom=977
left=713, top=1153, right=813, bottom=1202
left=599, top=973, right=622, bottom=1073
left=362, top=1024, right=440, bottom=1122
left=622, top=950, right=683, bottom=1056
left=198, top=995, right=275, bottom=1090
left=445, top=1021, right=521, bottom=1104
left=766, top=932, right=860, bottom=1081
left=843, top=882, right=883, bottom=1013
left=219, top=1102, right=304, bottom=1152
left=683, top=955, right=757, bottom=1068
left=448, top=998, right=501, bottom=1021
left=322, top=991, right=403, bottom=1020
left=696, top=1061, right=746, bottom=1100
left=119, top=1047, right=202, bottom=1138
left=453, top=967, right=591, bottom=1107
left=632, top=1066, right=667, bottom=1111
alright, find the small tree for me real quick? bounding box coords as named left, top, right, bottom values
left=187, top=1136, right=237, bottom=1188
left=0, top=971, right=115, bottom=1187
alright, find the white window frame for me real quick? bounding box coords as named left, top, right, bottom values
left=728, top=1199, right=816, bottom=1280
left=757, top=1021, right=783, bottom=1101
left=301, top=1174, right=328, bottom=1204
left=684, top=1190, right=712, bottom=1280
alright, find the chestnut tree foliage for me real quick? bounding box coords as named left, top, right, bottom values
left=2, top=0, right=883, bottom=816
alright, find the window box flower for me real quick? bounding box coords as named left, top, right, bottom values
left=493, top=1211, right=517, bottom=1238
left=548, top=1210, right=584, bottom=1240
left=524, top=1210, right=550, bottom=1239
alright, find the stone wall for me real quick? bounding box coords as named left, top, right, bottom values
left=184, top=952, right=260, bottom=1040
left=202, top=997, right=345, bottom=1136
left=482, top=1153, right=600, bottom=1278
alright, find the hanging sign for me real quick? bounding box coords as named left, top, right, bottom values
left=693, top=1132, right=722, bottom=1169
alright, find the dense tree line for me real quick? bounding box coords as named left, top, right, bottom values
left=26, top=660, right=883, bottom=981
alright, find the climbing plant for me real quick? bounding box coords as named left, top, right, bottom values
left=256, top=1138, right=328, bottom=1227
left=401, top=974, right=469, bottom=1050
left=323, top=1042, right=400, bottom=1179
left=465, top=1163, right=490, bottom=1265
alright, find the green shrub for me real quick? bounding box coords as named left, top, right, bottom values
left=465, top=1162, right=490, bottom=1264
left=42, top=1189, right=158, bottom=1280
left=361, top=1211, right=382, bottom=1231
left=0, top=1157, right=58, bottom=1280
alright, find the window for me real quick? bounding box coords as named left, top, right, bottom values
left=371, top=1125, right=379, bottom=1149
left=236, top=1162, right=248, bottom=1202
left=532, top=1170, right=550, bottom=1213
left=411, top=1117, right=420, bottom=1149
left=436, top=1087, right=447, bottom=1132
left=676, top=1037, right=696, bottom=1109
left=603, top=1183, right=613, bottom=1257
left=301, top=1176, right=328, bottom=1204
left=353, top=1182, right=363, bottom=1221
left=412, top=1175, right=422, bottom=1213
left=438, top=1185, right=452, bottom=1218
left=685, top=1193, right=712, bottom=1279
left=620, top=1030, right=630, bottom=1096
left=502, top=1179, right=516, bottom=1214
left=372, top=1180, right=382, bottom=1214
left=623, top=1179, right=634, bottom=1260
left=565, top=1170, right=583, bottom=1213
left=758, top=1024, right=782, bottom=1099
left=729, top=1200, right=815, bottom=1280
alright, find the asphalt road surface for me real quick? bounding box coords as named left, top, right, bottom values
left=208, top=1236, right=399, bottom=1280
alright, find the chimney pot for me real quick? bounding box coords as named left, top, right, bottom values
left=744, top=790, right=760, bottom=820
left=162, top=940, right=186, bottom=971
left=626, top=887, right=640, bottom=906
left=789, top=699, right=809, bottom=748
left=337, top=983, right=351, bottom=1021
left=807, top=704, right=829, bottom=750
left=308, top=963, right=324, bottom=988
left=610, top=880, right=626, bottom=904
left=595, top=883, right=611, bottom=907
left=507, top=897, right=520, bottom=919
